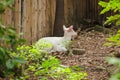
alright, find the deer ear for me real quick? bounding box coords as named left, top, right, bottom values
left=63, top=25, right=67, bottom=31
left=68, top=25, right=73, bottom=31
left=69, top=25, right=73, bottom=29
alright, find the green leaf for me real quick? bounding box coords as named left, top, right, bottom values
left=107, top=57, right=120, bottom=67
left=13, top=57, right=25, bottom=64
left=18, top=38, right=26, bottom=44
left=110, top=73, right=120, bottom=80
left=6, top=59, right=14, bottom=69
left=116, top=19, right=120, bottom=26
left=0, top=47, right=5, bottom=55
left=100, top=7, right=110, bottom=14
left=6, top=0, right=14, bottom=5
left=0, top=47, right=5, bottom=59
left=0, top=3, right=5, bottom=14
left=99, top=1, right=108, bottom=8
left=104, top=42, right=114, bottom=47
left=42, top=57, right=60, bottom=69
left=7, top=27, right=16, bottom=35
left=65, top=68, right=71, bottom=73
left=5, top=35, right=11, bottom=43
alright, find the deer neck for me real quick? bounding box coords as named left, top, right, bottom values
left=63, top=35, right=72, bottom=41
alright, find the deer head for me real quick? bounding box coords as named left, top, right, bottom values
left=63, top=25, right=77, bottom=40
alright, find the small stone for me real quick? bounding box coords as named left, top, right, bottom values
left=72, top=48, right=86, bottom=55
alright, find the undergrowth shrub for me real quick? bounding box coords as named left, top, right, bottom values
left=106, top=57, right=120, bottom=80
left=0, top=22, right=26, bottom=78
left=15, top=45, right=87, bottom=80
left=99, top=0, right=120, bottom=80
left=104, top=30, right=120, bottom=46
left=99, top=0, right=120, bottom=26
left=0, top=0, right=26, bottom=78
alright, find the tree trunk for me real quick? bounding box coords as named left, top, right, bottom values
left=53, top=0, right=64, bottom=36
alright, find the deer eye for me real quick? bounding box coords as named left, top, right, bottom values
left=68, top=29, right=72, bottom=32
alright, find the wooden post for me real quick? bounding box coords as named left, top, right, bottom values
left=53, top=0, right=64, bottom=37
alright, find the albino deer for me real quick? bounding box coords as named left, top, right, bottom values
left=35, top=25, right=77, bottom=53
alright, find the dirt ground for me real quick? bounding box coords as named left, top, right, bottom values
left=52, top=30, right=119, bottom=80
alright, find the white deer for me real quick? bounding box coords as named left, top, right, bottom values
left=35, top=25, right=77, bottom=53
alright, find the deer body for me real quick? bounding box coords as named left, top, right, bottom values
left=35, top=25, right=77, bottom=53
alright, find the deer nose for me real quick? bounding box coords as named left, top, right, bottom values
left=72, top=33, right=77, bottom=40
left=74, top=32, right=77, bottom=36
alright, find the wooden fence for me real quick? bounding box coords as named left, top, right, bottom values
left=0, top=0, right=113, bottom=44
left=0, top=0, right=56, bottom=45
left=64, top=0, right=113, bottom=27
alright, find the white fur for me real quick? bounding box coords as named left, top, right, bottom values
left=36, top=25, right=77, bottom=53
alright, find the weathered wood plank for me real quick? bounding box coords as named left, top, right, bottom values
left=21, top=0, right=27, bottom=42
left=26, top=0, right=32, bottom=44
left=37, top=0, right=46, bottom=39
left=50, top=0, right=56, bottom=35
left=14, top=0, right=21, bottom=34
left=31, top=0, right=38, bottom=43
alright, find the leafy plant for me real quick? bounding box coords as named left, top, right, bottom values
left=104, top=30, right=120, bottom=46
left=0, top=0, right=14, bottom=14
left=99, top=0, right=120, bottom=80
left=107, top=57, right=120, bottom=80
left=15, top=45, right=87, bottom=80
left=0, top=24, right=26, bottom=78
left=0, top=0, right=26, bottom=78
left=35, top=39, right=53, bottom=52
left=99, top=0, right=120, bottom=26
